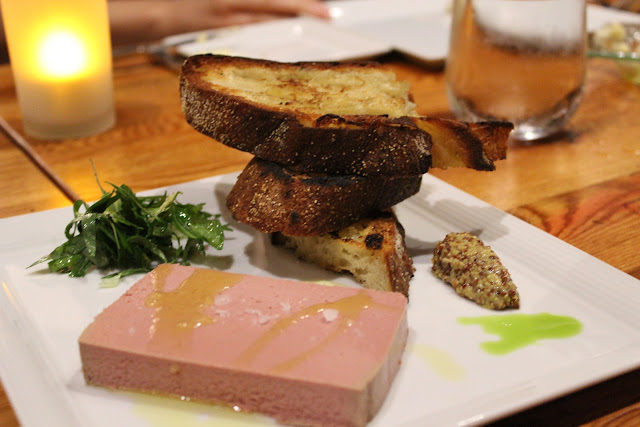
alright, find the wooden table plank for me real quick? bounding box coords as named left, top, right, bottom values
left=0, top=389, right=19, bottom=427
left=0, top=66, right=72, bottom=217
left=510, top=172, right=640, bottom=278
left=0, top=133, right=70, bottom=218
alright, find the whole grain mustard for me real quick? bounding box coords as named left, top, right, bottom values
left=432, top=232, right=520, bottom=310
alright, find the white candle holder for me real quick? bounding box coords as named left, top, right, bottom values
left=0, top=0, right=115, bottom=140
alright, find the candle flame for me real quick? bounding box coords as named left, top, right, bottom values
left=38, top=31, right=87, bottom=78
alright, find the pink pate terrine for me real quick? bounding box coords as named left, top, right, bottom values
left=79, top=264, right=408, bottom=426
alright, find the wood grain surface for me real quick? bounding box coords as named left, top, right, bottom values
left=0, top=51, right=639, bottom=427
left=0, top=132, right=69, bottom=217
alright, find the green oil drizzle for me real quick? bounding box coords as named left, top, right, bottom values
left=458, top=313, right=583, bottom=355
left=411, top=343, right=466, bottom=381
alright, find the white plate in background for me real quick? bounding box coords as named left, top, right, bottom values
left=587, top=4, right=640, bottom=32
left=174, top=2, right=640, bottom=66
left=328, top=0, right=452, bottom=63
left=1, top=172, right=640, bottom=426
left=175, top=0, right=452, bottom=63
left=176, top=17, right=391, bottom=62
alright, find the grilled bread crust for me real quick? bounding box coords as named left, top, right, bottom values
left=413, top=118, right=511, bottom=171
left=226, top=158, right=422, bottom=236
left=180, top=54, right=431, bottom=176
left=272, top=211, right=415, bottom=298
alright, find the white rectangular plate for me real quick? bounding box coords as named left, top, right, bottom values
left=1, top=172, right=640, bottom=426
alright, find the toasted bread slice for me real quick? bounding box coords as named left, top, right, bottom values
left=226, top=157, right=422, bottom=236
left=180, top=54, right=511, bottom=175
left=272, top=211, right=414, bottom=297
left=180, top=54, right=431, bottom=176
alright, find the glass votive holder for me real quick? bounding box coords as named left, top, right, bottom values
left=0, top=0, right=116, bottom=140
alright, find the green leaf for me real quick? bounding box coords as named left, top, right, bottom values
left=29, top=180, right=230, bottom=284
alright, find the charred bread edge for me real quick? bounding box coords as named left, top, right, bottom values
left=226, top=158, right=422, bottom=236
left=413, top=117, right=512, bottom=172
left=465, top=121, right=512, bottom=163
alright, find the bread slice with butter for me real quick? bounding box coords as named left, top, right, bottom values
left=180, top=54, right=512, bottom=176
left=226, top=157, right=422, bottom=236
left=272, top=211, right=414, bottom=298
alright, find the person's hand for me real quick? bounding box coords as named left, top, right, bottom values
left=109, top=0, right=331, bottom=46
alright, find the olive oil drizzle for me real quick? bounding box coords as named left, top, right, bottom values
left=144, top=267, right=402, bottom=373
left=411, top=344, right=466, bottom=381
left=236, top=291, right=399, bottom=373
left=145, top=265, right=242, bottom=348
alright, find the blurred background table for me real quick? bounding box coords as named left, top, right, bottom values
left=1, top=51, right=639, bottom=426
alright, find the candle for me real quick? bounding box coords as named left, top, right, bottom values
left=0, top=0, right=115, bottom=139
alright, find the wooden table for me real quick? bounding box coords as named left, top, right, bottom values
left=1, top=52, right=639, bottom=426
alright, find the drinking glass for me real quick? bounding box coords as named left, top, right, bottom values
left=445, top=0, right=587, bottom=141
